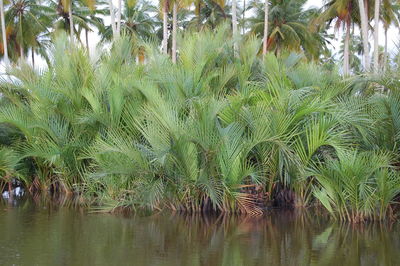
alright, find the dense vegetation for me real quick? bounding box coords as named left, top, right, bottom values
left=1, top=27, right=400, bottom=222
left=1, top=0, right=400, bottom=222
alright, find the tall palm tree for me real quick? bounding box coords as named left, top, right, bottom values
left=373, top=0, right=380, bottom=72
left=186, top=0, right=227, bottom=30
left=262, top=0, right=268, bottom=56
left=6, top=0, right=51, bottom=62
left=100, top=0, right=157, bottom=42
left=160, top=0, right=169, bottom=54
left=249, top=0, right=323, bottom=58
left=108, top=0, right=116, bottom=38
left=317, top=0, right=358, bottom=76
left=0, top=0, right=8, bottom=65
left=51, top=0, right=105, bottom=46
left=60, top=0, right=75, bottom=40
left=381, top=0, right=399, bottom=69
left=358, top=0, right=370, bottom=70
left=232, top=0, right=238, bottom=56
left=117, top=0, right=122, bottom=37
left=172, top=0, right=177, bottom=62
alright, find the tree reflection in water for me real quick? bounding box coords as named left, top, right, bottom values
left=0, top=199, right=399, bottom=266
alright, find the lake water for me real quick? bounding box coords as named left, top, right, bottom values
left=0, top=197, right=399, bottom=266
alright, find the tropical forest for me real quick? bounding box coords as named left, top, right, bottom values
left=1, top=0, right=400, bottom=265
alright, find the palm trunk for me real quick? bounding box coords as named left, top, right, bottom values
left=69, top=1, right=74, bottom=41
left=172, top=2, right=177, bottom=63
left=358, top=0, right=370, bottom=71
left=262, top=0, right=269, bottom=56
left=116, top=0, right=122, bottom=38
left=232, top=0, right=238, bottom=57
left=343, top=20, right=350, bottom=76
left=0, top=0, right=8, bottom=66
left=373, top=0, right=380, bottom=73
left=196, top=2, right=201, bottom=31
left=19, top=43, right=23, bottom=60
left=384, top=28, right=388, bottom=71
left=162, top=0, right=168, bottom=54
left=242, top=0, right=245, bottom=35
left=19, top=13, right=24, bottom=61
left=138, top=46, right=145, bottom=64
left=32, top=48, right=35, bottom=67
left=85, top=28, right=89, bottom=54
left=108, top=0, right=116, bottom=38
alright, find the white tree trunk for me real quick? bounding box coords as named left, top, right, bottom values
left=162, top=0, right=168, bottom=54
left=172, top=3, right=177, bottom=63
left=69, top=1, right=74, bottom=42
left=108, top=0, right=116, bottom=39
left=0, top=0, right=8, bottom=66
left=85, top=28, right=89, bottom=55
left=116, top=0, right=122, bottom=38
left=232, top=0, right=238, bottom=56
left=19, top=45, right=23, bottom=61
left=343, top=21, right=351, bottom=76
left=242, top=0, right=245, bottom=35
left=373, top=0, right=380, bottom=73
left=18, top=13, right=24, bottom=61
left=384, top=28, right=388, bottom=71
left=262, top=0, right=269, bottom=56
left=31, top=48, right=34, bottom=67
left=358, top=0, right=370, bottom=71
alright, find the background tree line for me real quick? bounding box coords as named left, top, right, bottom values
left=0, top=0, right=399, bottom=74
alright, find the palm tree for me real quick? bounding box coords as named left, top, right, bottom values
left=317, top=0, right=359, bottom=76
left=117, top=0, right=122, bottom=37
left=381, top=0, right=399, bottom=69
left=0, top=0, right=8, bottom=65
left=232, top=0, right=238, bottom=56
left=172, top=0, right=177, bottom=62
left=338, top=33, right=363, bottom=73
left=262, top=0, right=268, bottom=56
left=5, top=0, right=51, bottom=62
left=358, top=0, right=370, bottom=70
left=100, top=0, right=157, bottom=42
left=108, top=0, right=116, bottom=38
left=185, top=0, right=227, bottom=30
left=160, top=0, right=169, bottom=54
left=50, top=0, right=105, bottom=47
left=60, top=0, right=75, bottom=40
left=249, top=0, right=323, bottom=58
left=373, top=0, right=380, bottom=72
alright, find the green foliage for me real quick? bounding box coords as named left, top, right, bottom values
left=310, top=150, right=400, bottom=222
left=1, top=27, right=400, bottom=221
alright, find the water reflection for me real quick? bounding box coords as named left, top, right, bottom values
left=0, top=199, right=399, bottom=266
left=2, top=186, right=25, bottom=199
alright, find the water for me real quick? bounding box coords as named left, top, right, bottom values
left=0, top=198, right=400, bottom=266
